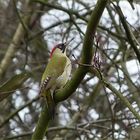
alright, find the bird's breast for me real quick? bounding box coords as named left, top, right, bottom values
left=56, top=57, right=71, bottom=88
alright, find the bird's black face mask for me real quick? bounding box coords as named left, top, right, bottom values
left=56, top=43, right=66, bottom=53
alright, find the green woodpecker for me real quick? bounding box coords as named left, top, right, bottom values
left=39, top=42, right=71, bottom=119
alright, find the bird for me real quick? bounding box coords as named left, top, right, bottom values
left=39, top=42, right=72, bottom=119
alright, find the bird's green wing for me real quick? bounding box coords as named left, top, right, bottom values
left=41, top=54, right=67, bottom=82
left=40, top=53, right=67, bottom=92
left=40, top=55, right=67, bottom=119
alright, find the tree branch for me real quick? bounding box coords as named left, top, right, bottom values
left=90, top=67, right=140, bottom=122
left=0, top=1, right=32, bottom=77
left=31, top=0, right=109, bottom=139
left=113, top=4, right=140, bottom=64
left=55, top=0, right=109, bottom=102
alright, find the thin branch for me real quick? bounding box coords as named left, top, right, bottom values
left=90, top=68, right=140, bottom=122
left=102, top=78, right=140, bottom=121
left=0, top=96, right=39, bottom=128
left=113, top=4, right=140, bottom=64
left=33, top=0, right=87, bottom=22
left=0, top=1, right=32, bottom=77
left=13, top=0, right=29, bottom=33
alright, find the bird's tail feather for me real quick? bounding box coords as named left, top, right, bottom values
left=45, top=90, right=55, bottom=120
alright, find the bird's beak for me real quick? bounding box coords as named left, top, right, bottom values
left=63, top=37, right=74, bottom=52
left=65, top=37, right=74, bottom=46
left=62, top=43, right=67, bottom=53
